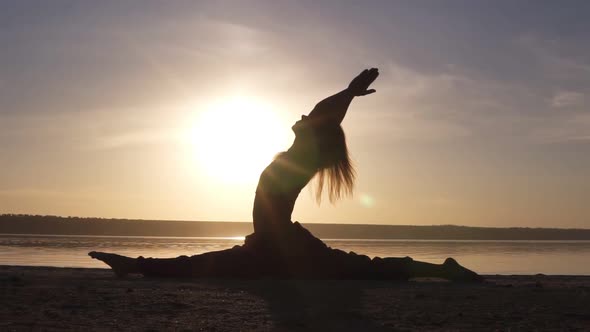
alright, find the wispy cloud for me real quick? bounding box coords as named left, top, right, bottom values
left=529, top=112, right=590, bottom=143
left=551, top=91, right=586, bottom=109
left=93, top=129, right=181, bottom=150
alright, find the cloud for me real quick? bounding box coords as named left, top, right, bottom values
left=93, top=129, right=180, bottom=150
left=357, top=61, right=544, bottom=143
left=516, top=34, right=590, bottom=84
left=528, top=112, right=590, bottom=143
left=551, top=91, right=586, bottom=109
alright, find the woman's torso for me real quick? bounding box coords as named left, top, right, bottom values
left=252, top=134, right=318, bottom=235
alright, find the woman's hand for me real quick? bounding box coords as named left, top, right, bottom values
left=347, top=68, right=379, bottom=96
left=307, top=68, right=380, bottom=125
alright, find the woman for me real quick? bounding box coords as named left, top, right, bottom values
left=90, top=68, right=482, bottom=281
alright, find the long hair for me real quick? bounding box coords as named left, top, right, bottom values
left=313, top=125, right=355, bottom=204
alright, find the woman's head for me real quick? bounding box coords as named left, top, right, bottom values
left=313, top=124, right=355, bottom=204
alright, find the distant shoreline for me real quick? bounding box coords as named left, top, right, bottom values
left=2, top=214, right=590, bottom=240
left=3, top=233, right=590, bottom=243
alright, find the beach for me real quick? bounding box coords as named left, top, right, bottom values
left=2, top=266, right=589, bottom=331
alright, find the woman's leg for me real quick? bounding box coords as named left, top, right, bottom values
left=372, top=256, right=483, bottom=281
left=88, top=251, right=140, bottom=277
left=291, top=223, right=482, bottom=281
left=89, top=245, right=259, bottom=278
left=257, top=222, right=482, bottom=281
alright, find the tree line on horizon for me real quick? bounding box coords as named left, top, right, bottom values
left=1, top=214, right=589, bottom=240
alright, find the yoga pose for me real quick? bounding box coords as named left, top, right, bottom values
left=90, top=68, right=481, bottom=281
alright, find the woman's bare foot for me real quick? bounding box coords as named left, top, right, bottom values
left=89, top=251, right=140, bottom=277
left=442, top=257, right=484, bottom=282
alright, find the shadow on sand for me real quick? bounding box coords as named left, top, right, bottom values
left=211, top=278, right=391, bottom=332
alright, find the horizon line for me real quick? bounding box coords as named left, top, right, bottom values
left=2, top=213, right=589, bottom=231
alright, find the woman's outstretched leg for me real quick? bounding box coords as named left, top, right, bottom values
left=89, top=251, right=140, bottom=277
left=373, top=256, right=482, bottom=281
left=89, top=246, right=259, bottom=278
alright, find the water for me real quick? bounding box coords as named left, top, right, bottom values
left=2, top=234, right=590, bottom=275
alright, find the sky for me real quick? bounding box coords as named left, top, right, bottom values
left=1, top=1, right=589, bottom=228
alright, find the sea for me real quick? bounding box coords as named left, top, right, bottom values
left=1, top=234, right=590, bottom=275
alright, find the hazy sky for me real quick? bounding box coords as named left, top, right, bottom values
left=1, top=1, right=589, bottom=228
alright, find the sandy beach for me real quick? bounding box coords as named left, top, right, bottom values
left=1, top=266, right=589, bottom=331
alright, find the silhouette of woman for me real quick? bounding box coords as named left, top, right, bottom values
left=90, top=68, right=481, bottom=281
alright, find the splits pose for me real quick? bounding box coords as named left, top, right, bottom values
left=90, top=68, right=481, bottom=281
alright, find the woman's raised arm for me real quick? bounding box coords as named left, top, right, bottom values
left=308, top=68, right=379, bottom=125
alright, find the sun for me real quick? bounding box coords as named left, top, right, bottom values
left=189, top=96, right=292, bottom=184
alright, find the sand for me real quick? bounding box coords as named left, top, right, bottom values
left=1, top=266, right=590, bottom=331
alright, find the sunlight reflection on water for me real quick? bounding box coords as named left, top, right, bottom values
left=2, top=234, right=590, bottom=275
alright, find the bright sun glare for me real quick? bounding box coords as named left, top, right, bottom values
left=190, top=97, right=291, bottom=184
